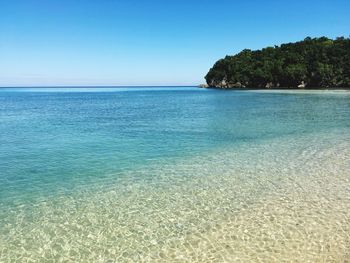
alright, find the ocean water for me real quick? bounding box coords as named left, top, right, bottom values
left=0, top=87, right=350, bottom=262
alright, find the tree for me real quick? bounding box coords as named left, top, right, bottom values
left=205, top=37, right=350, bottom=88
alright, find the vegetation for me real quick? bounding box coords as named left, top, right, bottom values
left=205, top=37, right=350, bottom=89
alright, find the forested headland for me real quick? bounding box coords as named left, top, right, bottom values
left=205, top=37, right=350, bottom=89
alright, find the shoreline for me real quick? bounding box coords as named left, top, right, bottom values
left=199, top=85, right=350, bottom=91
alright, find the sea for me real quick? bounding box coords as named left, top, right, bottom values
left=0, top=87, right=349, bottom=262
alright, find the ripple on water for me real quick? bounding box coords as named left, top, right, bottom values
left=1, top=131, right=350, bottom=262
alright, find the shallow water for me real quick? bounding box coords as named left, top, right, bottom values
left=0, top=87, right=350, bottom=262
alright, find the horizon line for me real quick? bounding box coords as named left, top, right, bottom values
left=0, top=85, right=200, bottom=88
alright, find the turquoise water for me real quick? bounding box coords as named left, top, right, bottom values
left=1, top=87, right=350, bottom=262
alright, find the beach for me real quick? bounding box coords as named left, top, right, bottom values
left=1, top=87, right=349, bottom=262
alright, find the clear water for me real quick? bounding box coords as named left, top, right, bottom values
left=0, top=87, right=350, bottom=262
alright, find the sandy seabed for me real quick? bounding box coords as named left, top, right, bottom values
left=1, top=130, right=350, bottom=262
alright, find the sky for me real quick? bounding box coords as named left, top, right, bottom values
left=0, top=0, right=349, bottom=86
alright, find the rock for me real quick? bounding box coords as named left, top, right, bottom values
left=228, top=82, right=245, bottom=88
left=265, top=82, right=274, bottom=89
left=220, top=79, right=227, bottom=88
left=207, top=79, right=246, bottom=89
left=298, top=81, right=306, bottom=88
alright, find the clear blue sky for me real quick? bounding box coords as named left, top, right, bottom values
left=0, top=0, right=349, bottom=86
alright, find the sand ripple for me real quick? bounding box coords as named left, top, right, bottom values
left=1, top=131, right=350, bottom=262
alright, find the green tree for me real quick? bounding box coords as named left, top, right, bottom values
left=205, top=37, right=350, bottom=88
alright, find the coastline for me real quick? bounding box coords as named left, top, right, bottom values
left=199, top=85, right=350, bottom=91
